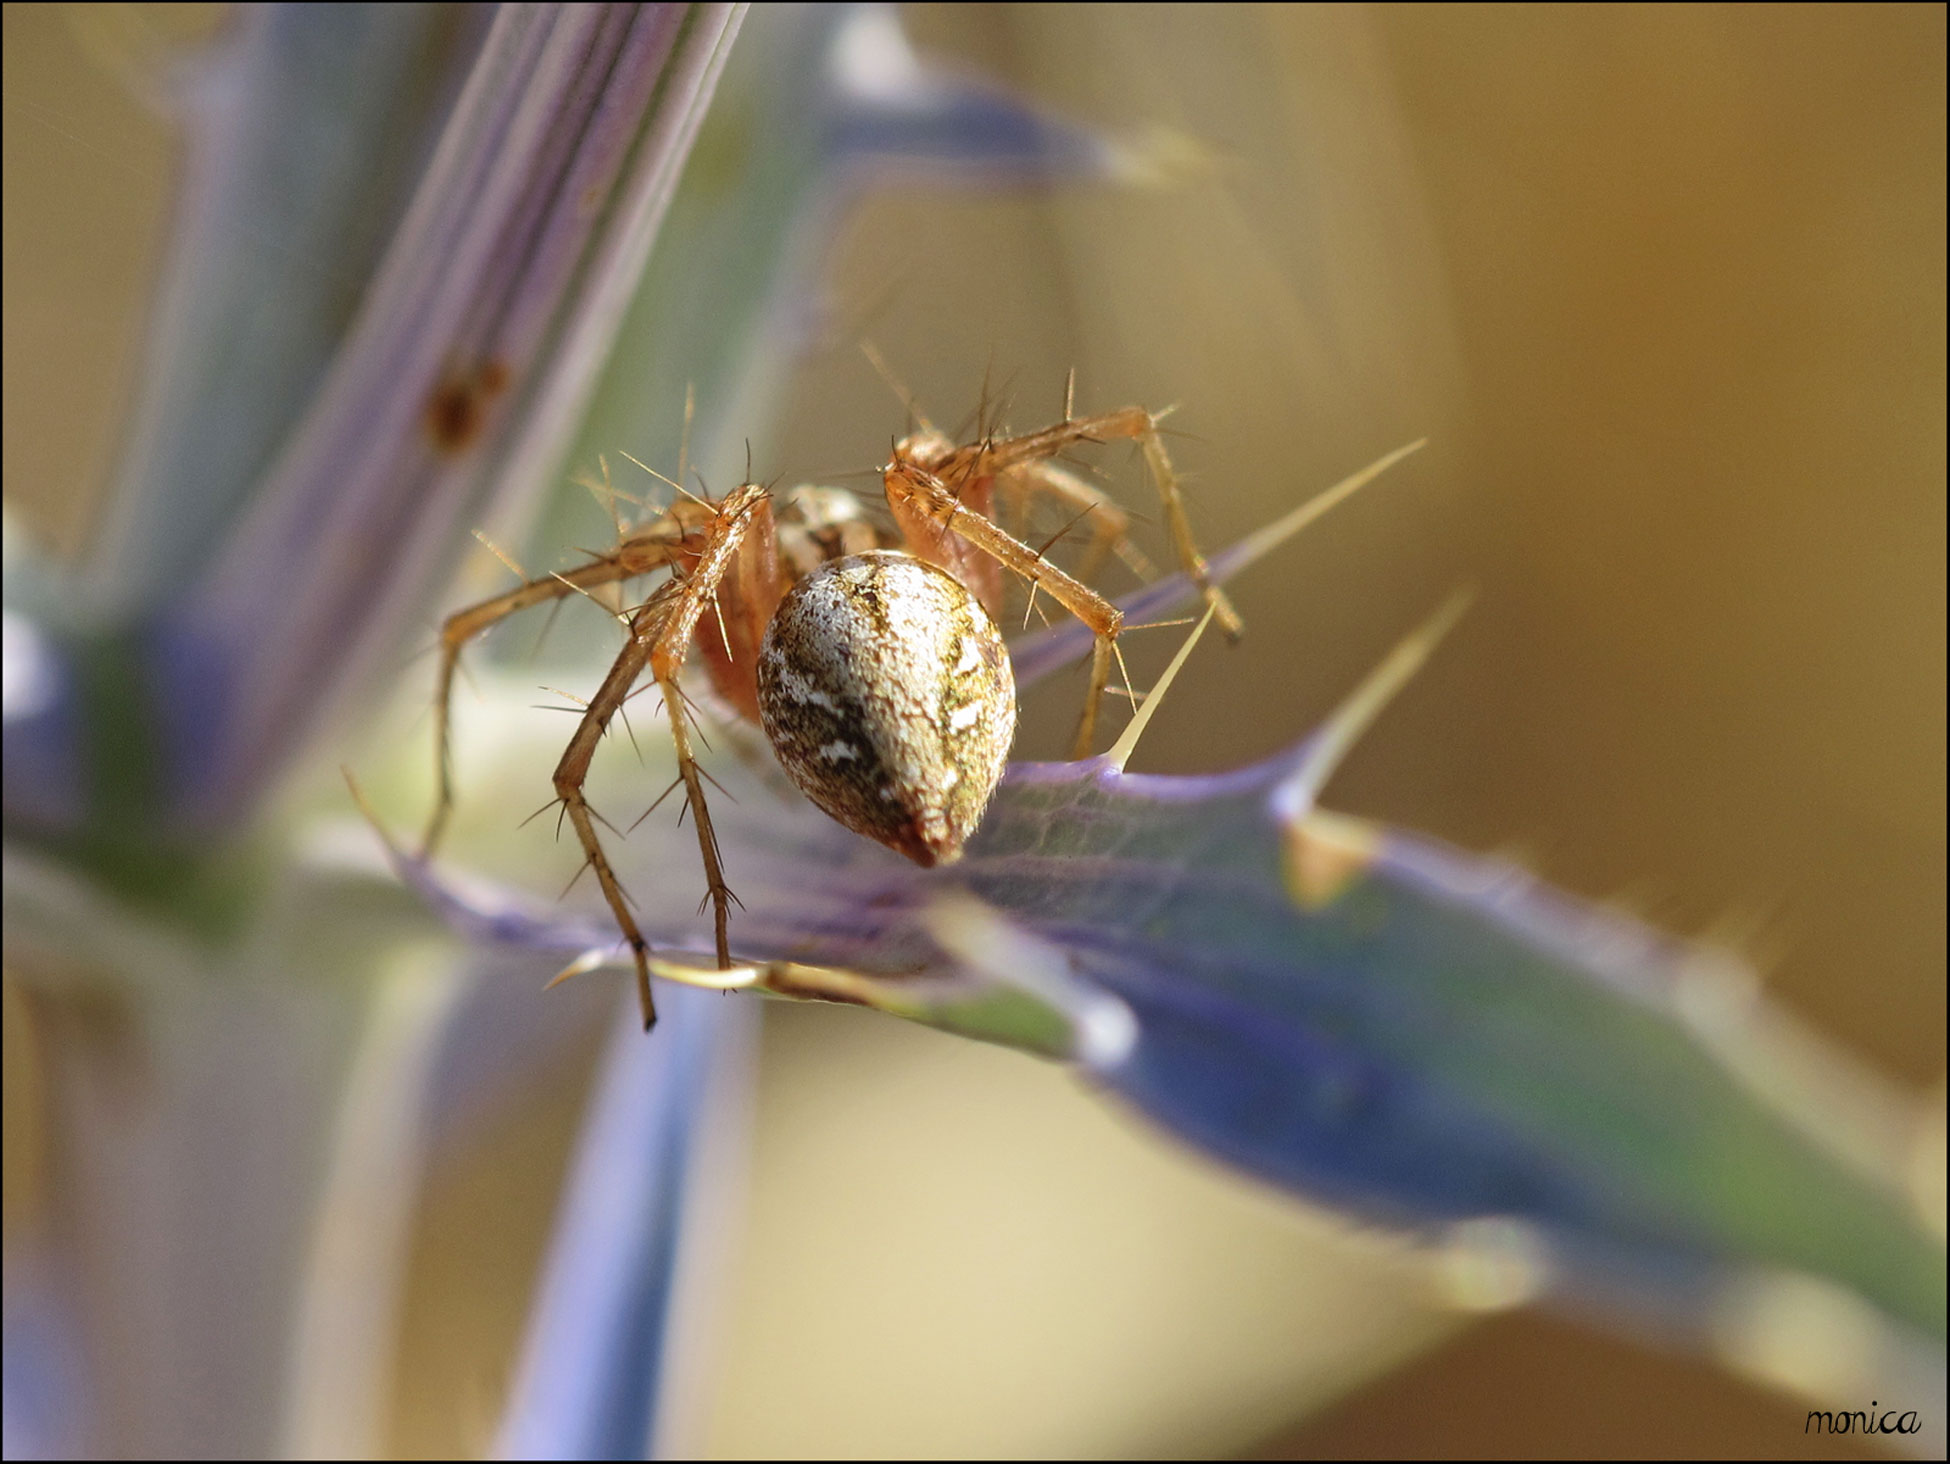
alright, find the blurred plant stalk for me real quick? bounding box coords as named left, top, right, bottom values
left=2, top=5, right=747, bottom=1456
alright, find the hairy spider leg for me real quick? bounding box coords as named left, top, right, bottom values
left=550, top=483, right=777, bottom=1027
left=980, top=407, right=1244, bottom=639
left=880, top=428, right=1004, bottom=610
left=421, top=501, right=721, bottom=856
left=991, top=456, right=1161, bottom=593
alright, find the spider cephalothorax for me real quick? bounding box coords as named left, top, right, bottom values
left=422, top=399, right=1238, bottom=1028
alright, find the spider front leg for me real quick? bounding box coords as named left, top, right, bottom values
left=421, top=505, right=718, bottom=856
left=884, top=460, right=1127, bottom=758
left=424, top=557, right=641, bottom=857
left=993, top=456, right=1159, bottom=593
left=550, top=484, right=776, bottom=1028
left=987, top=407, right=1245, bottom=639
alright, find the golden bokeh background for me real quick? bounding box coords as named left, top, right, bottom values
left=5, top=4, right=1940, bottom=1457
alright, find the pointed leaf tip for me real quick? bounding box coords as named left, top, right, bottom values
left=1214, top=439, right=1428, bottom=583
left=1106, top=604, right=1217, bottom=772
left=1271, top=586, right=1474, bottom=821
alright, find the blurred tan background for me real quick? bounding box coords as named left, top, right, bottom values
left=5, top=3, right=1941, bottom=1458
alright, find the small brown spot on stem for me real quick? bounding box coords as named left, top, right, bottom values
left=425, top=359, right=511, bottom=454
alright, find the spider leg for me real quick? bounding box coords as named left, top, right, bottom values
left=422, top=506, right=712, bottom=856
left=548, top=483, right=773, bottom=1027
left=640, top=483, right=775, bottom=976
left=1136, top=420, right=1244, bottom=640
left=993, top=456, right=1161, bottom=587
left=981, top=407, right=1244, bottom=639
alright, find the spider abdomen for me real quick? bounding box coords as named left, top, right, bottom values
left=757, top=551, right=1015, bottom=867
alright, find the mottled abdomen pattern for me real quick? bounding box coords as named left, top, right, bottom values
left=757, top=551, right=1016, bottom=866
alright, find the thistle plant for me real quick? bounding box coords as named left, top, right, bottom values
left=3, top=5, right=1942, bottom=1459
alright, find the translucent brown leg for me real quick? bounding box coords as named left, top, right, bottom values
left=981, top=408, right=1244, bottom=638
left=993, top=457, right=1160, bottom=588
left=548, top=485, right=774, bottom=1027
left=421, top=507, right=713, bottom=856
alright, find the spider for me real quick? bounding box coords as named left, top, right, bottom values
left=420, top=391, right=1241, bottom=1030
